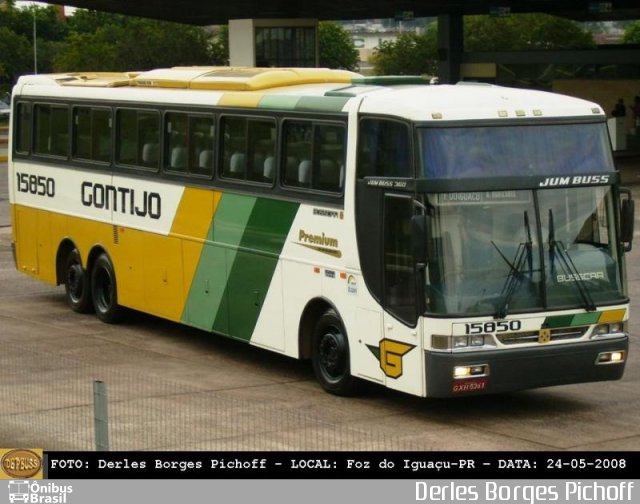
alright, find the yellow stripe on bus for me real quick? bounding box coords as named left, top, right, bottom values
left=217, top=92, right=263, bottom=108
left=170, top=188, right=222, bottom=310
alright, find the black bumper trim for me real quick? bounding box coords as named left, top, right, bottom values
left=425, top=337, right=629, bottom=398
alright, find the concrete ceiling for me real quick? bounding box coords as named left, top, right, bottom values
left=44, top=1, right=640, bottom=25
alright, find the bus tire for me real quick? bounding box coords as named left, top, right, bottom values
left=311, top=309, right=355, bottom=396
left=91, top=253, right=123, bottom=324
left=63, top=248, right=93, bottom=313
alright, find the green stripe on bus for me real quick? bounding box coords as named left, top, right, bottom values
left=543, top=314, right=575, bottom=328
left=182, top=194, right=257, bottom=334
left=571, top=312, right=601, bottom=326
left=220, top=198, right=299, bottom=341
left=543, top=311, right=602, bottom=328
left=294, top=96, right=350, bottom=113
left=258, top=95, right=301, bottom=110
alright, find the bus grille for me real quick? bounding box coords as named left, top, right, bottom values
left=497, top=326, right=589, bottom=345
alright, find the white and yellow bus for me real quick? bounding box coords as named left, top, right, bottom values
left=8, top=67, right=634, bottom=397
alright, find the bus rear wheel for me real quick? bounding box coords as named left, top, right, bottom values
left=311, top=309, right=355, bottom=396
left=63, top=248, right=92, bottom=313
left=91, top=253, right=123, bottom=324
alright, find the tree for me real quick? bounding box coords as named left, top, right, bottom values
left=54, top=13, right=213, bottom=72
left=371, top=14, right=595, bottom=76
left=209, top=25, right=229, bottom=65
left=318, top=21, right=359, bottom=71
left=622, top=20, right=640, bottom=44
left=465, top=14, right=595, bottom=51
left=370, top=29, right=437, bottom=76
left=0, top=26, right=31, bottom=95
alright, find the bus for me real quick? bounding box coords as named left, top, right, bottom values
left=8, top=67, right=634, bottom=398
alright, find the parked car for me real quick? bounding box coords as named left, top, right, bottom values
left=0, top=99, right=10, bottom=120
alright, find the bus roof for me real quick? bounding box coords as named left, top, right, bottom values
left=13, top=66, right=605, bottom=121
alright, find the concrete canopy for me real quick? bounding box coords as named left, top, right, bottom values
left=41, top=1, right=640, bottom=25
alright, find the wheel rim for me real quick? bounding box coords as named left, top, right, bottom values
left=66, top=262, right=85, bottom=303
left=318, top=327, right=346, bottom=380
left=94, top=268, right=113, bottom=313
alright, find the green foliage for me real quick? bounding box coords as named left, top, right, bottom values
left=54, top=15, right=213, bottom=72
left=465, top=14, right=595, bottom=51
left=0, top=26, right=31, bottom=95
left=370, top=26, right=437, bottom=76
left=209, top=25, right=229, bottom=65
left=371, top=14, right=595, bottom=76
left=318, top=21, right=359, bottom=71
left=0, top=6, right=215, bottom=92
left=622, top=20, right=640, bottom=44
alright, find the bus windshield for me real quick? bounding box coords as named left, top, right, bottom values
left=420, top=122, right=614, bottom=178
left=424, top=186, right=624, bottom=316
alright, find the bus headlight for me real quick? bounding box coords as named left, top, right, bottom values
left=591, top=322, right=626, bottom=339
left=596, top=351, right=625, bottom=365
left=609, top=322, right=624, bottom=333
left=453, top=335, right=485, bottom=348
left=453, top=364, right=489, bottom=378
left=433, top=335, right=487, bottom=350
left=453, top=336, right=469, bottom=348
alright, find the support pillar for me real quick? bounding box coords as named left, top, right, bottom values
left=437, top=14, right=463, bottom=84
left=229, top=19, right=318, bottom=68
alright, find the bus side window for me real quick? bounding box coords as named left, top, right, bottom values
left=165, top=112, right=188, bottom=173
left=189, top=115, right=214, bottom=177
left=314, top=124, right=345, bottom=192
left=282, top=120, right=345, bottom=193
left=15, top=102, right=31, bottom=154
left=117, top=109, right=160, bottom=171
left=221, top=116, right=246, bottom=180
left=72, top=107, right=111, bottom=164
left=34, top=104, right=69, bottom=158
left=220, top=116, right=274, bottom=183
left=357, top=119, right=411, bottom=178
left=282, top=121, right=311, bottom=187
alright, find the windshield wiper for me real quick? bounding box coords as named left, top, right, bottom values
left=548, top=209, right=596, bottom=312
left=493, top=211, right=534, bottom=319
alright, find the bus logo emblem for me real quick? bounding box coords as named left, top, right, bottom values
left=538, top=329, right=552, bottom=344
left=367, top=339, right=415, bottom=378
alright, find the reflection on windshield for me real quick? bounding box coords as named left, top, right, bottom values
left=421, top=123, right=614, bottom=179
left=425, top=187, right=623, bottom=316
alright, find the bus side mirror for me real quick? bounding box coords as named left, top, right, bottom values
left=411, top=214, right=427, bottom=265
left=620, top=188, right=635, bottom=252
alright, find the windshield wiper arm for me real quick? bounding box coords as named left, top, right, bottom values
left=548, top=209, right=596, bottom=312
left=494, top=211, right=534, bottom=319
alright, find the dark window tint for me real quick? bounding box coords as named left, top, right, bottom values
left=165, top=113, right=214, bottom=176
left=282, top=121, right=345, bottom=193
left=73, top=107, right=111, bottom=163
left=255, top=27, right=316, bottom=67
left=34, top=104, right=69, bottom=157
left=358, top=119, right=411, bottom=178
left=15, top=103, right=31, bottom=154
left=220, top=116, right=275, bottom=183
left=116, top=109, right=160, bottom=170
left=383, top=194, right=416, bottom=325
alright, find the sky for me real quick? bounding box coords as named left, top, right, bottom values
left=15, top=1, right=76, bottom=15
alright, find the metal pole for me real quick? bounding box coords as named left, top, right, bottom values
left=32, top=9, right=37, bottom=74
left=93, top=380, right=110, bottom=451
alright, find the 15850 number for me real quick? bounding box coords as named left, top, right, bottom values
left=16, top=173, right=55, bottom=197
left=465, top=320, right=521, bottom=334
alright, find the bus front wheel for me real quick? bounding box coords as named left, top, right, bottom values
left=91, top=253, right=123, bottom=324
left=63, top=248, right=92, bottom=313
left=311, top=309, right=355, bottom=396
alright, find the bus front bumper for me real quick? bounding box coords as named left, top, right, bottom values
left=425, top=336, right=629, bottom=398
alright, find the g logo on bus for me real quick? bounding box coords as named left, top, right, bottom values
left=367, top=339, right=415, bottom=379
left=539, top=328, right=552, bottom=344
